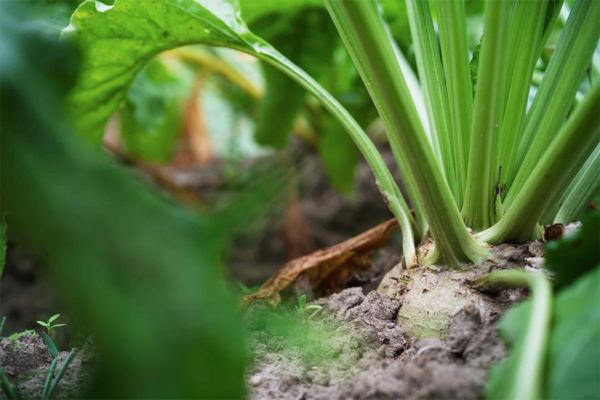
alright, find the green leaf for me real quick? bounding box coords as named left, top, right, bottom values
left=121, top=57, right=192, bottom=163
left=240, top=0, right=323, bottom=25
left=42, top=332, right=59, bottom=359
left=36, top=321, right=48, bottom=327
left=469, top=39, right=481, bottom=97
left=546, top=267, right=600, bottom=400
left=2, top=11, right=247, bottom=398
left=51, top=324, right=67, bottom=329
left=62, top=0, right=268, bottom=142
left=48, top=314, right=60, bottom=324
left=251, top=8, right=337, bottom=149
left=298, top=294, right=306, bottom=309
left=304, top=305, right=322, bottom=310
left=545, top=210, right=600, bottom=288
left=0, top=214, right=6, bottom=280
left=319, top=115, right=360, bottom=194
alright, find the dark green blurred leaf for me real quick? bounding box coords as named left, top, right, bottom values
left=42, top=332, right=59, bottom=359
left=70, top=317, right=91, bottom=351
left=319, top=116, right=360, bottom=193
left=546, top=266, right=600, bottom=400
left=1, top=7, right=246, bottom=397
left=252, top=8, right=338, bottom=149
left=0, top=215, right=6, bottom=279
left=545, top=210, right=600, bottom=288
left=240, top=0, right=322, bottom=25
left=470, top=38, right=482, bottom=98
left=121, top=58, right=193, bottom=163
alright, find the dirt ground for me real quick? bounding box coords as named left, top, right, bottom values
left=244, top=243, right=538, bottom=400
left=0, top=335, right=95, bottom=400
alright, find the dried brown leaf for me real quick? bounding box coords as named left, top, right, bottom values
left=240, top=219, right=399, bottom=309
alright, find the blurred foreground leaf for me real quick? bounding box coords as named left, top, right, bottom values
left=545, top=210, right=600, bottom=288
left=1, top=6, right=246, bottom=398
left=0, top=215, right=6, bottom=279
left=546, top=266, right=600, bottom=399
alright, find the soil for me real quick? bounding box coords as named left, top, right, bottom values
left=0, top=335, right=95, bottom=400
left=244, top=242, right=541, bottom=400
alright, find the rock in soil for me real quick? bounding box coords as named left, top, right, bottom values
left=0, top=335, right=95, bottom=399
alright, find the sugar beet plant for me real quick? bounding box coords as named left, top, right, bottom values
left=63, top=0, right=599, bottom=270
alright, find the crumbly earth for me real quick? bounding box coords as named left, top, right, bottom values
left=0, top=336, right=95, bottom=399
left=246, top=243, right=541, bottom=400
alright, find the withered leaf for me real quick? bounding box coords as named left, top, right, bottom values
left=240, top=219, right=399, bottom=309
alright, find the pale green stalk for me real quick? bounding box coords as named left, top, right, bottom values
left=324, top=0, right=490, bottom=267
left=541, top=130, right=600, bottom=223
left=553, top=143, right=600, bottom=224
left=254, top=41, right=420, bottom=267
left=472, top=270, right=552, bottom=400
left=499, top=0, right=549, bottom=192
left=434, top=0, right=472, bottom=208
left=507, top=0, right=600, bottom=209
left=478, top=82, right=600, bottom=244
left=405, top=0, right=458, bottom=201
left=461, top=0, right=512, bottom=231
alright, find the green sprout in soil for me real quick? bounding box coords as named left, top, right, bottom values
left=295, top=295, right=323, bottom=316
left=36, top=315, right=66, bottom=338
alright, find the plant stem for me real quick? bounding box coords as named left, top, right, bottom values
left=405, top=0, right=457, bottom=201
left=461, top=0, right=512, bottom=232
left=324, top=0, right=489, bottom=267
left=32, top=335, right=38, bottom=367
left=472, top=270, right=552, bottom=400
left=506, top=0, right=600, bottom=209
left=433, top=0, right=472, bottom=208
left=255, top=43, right=419, bottom=268
left=553, top=143, right=600, bottom=224
left=499, top=0, right=549, bottom=194
left=478, top=82, right=600, bottom=244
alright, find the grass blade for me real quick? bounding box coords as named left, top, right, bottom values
left=41, top=357, right=58, bottom=400
left=45, top=348, right=78, bottom=399
left=324, top=0, right=490, bottom=267
left=461, top=0, right=512, bottom=231
left=433, top=0, right=472, bottom=208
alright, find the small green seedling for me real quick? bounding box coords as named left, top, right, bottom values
left=295, top=295, right=322, bottom=315
left=36, top=314, right=66, bottom=338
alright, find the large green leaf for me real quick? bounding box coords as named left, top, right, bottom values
left=62, top=0, right=273, bottom=143
left=545, top=210, right=600, bottom=288
left=546, top=267, right=600, bottom=400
